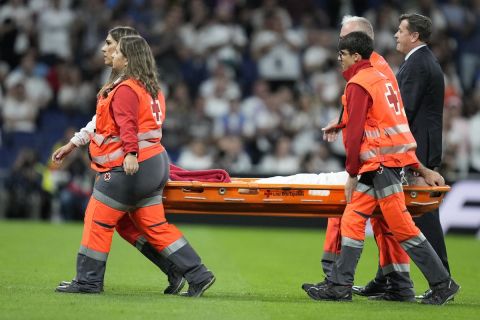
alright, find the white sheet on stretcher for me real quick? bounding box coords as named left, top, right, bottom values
left=255, top=172, right=349, bottom=196
left=255, top=172, right=349, bottom=185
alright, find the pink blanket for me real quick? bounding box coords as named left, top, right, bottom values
left=169, top=164, right=231, bottom=183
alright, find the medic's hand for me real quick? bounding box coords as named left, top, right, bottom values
left=344, top=175, right=358, bottom=204
left=412, top=165, right=445, bottom=186
left=52, top=142, right=76, bottom=164
left=123, top=154, right=139, bottom=175
left=322, top=118, right=341, bottom=142
left=421, top=168, right=445, bottom=186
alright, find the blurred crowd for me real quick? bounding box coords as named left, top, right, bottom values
left=0, top=0, right=479, bottom=221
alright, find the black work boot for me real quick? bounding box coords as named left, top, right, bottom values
left=164, top=272, right=187, bottom=295
left=369, top=271, right=415, bottom=302
left=421, top=278, right=460, bottom=305
left=302, top=278, right=329, bottom=292
left=369, top=290, right=416, bottom=302
left=56, top=280, right=102, bottom=294
left=164, top=240, right=215, bottom=297
left=307, top=283, right=352, bottom=302
left=138, top=240, right=186, bottom=295
left=352, top=279, right=387, bottom=297
left=55, top=253, right=105, bottom=294
left=58, top=280, right=104, bottom=292
left=180, top=275, right=216, bottom=297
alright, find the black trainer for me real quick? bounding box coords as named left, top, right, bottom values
left=352, top=280, right=387, bottom=297
left=55, top=280, right=102, bottom=294
left=181, top=275, right=216, bottom=297
left=421, top=279, right=460, bottom=305
left=306, top=283, right=352, bottom=302
left=301, top=279, right=329, bottom=292
left=368, top=290, right=416, bottom=302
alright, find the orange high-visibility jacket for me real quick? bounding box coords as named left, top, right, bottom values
left=341, top=66, right=419, bottom=174
left=370, top=52, right=402, bottom=99
left=89, top=79, right=166, bottom=172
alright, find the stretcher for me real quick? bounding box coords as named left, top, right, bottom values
left=163, top=178, right=450, bottom=218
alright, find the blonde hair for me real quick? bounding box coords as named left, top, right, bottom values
left=118, top=35, right=161, bottom=98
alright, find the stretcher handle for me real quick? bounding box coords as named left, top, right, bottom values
left=180, top=180, right=205, bottom=193
left=237, top=182, right=260, bottom=195
left=410, top=201, right=439, bottom=206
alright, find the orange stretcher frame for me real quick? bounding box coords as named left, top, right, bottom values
left=163, top=178, right=450, bottom=218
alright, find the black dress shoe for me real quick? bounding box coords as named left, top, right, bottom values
left=352, top=280, right=387, bottom=297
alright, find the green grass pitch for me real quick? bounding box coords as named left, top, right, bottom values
left=0, top=220, right=479, bottom=319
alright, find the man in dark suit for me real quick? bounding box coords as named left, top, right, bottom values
left=355, top=13, right=451, bottom=300
left=395, top=13, right=450, bottom=299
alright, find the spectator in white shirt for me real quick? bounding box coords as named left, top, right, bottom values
left=176, top=139, right=214, bottom=170
left=257, top=136, right=300, bottom=174
left=36, top=0, right=74, bottom=60
left=6, top=51, right=53, bottom=109
left=201, top=3, right=247, bottom=72
left=201, top=62, right=241, bottom=119
left=2, top=75, right=39, bottom=133
left=251, top=11, right=304, bottom=88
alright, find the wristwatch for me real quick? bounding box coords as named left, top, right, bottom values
left=128, top=152, right=138, bottom=158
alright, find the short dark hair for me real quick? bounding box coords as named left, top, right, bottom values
left=399, top=13, right=432, bottom=43
left=338, top=31, right=373, bottom=59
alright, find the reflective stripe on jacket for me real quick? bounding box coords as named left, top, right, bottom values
left=89, top=79, right=166, bottom=172
left=340, top=67, right=419, bottom=174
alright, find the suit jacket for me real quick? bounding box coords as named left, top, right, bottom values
left=396, top=46, right=444, bottom=169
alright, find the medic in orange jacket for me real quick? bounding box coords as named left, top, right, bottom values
left=306, top=32, right=456, bottom=304
left=56, top=35, right=214, bottom=296
left=312, top=51, right=413, bottom=296
left=339, top=59, right=418, bottom=178
left=89, top=78, right=166, bottom=172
